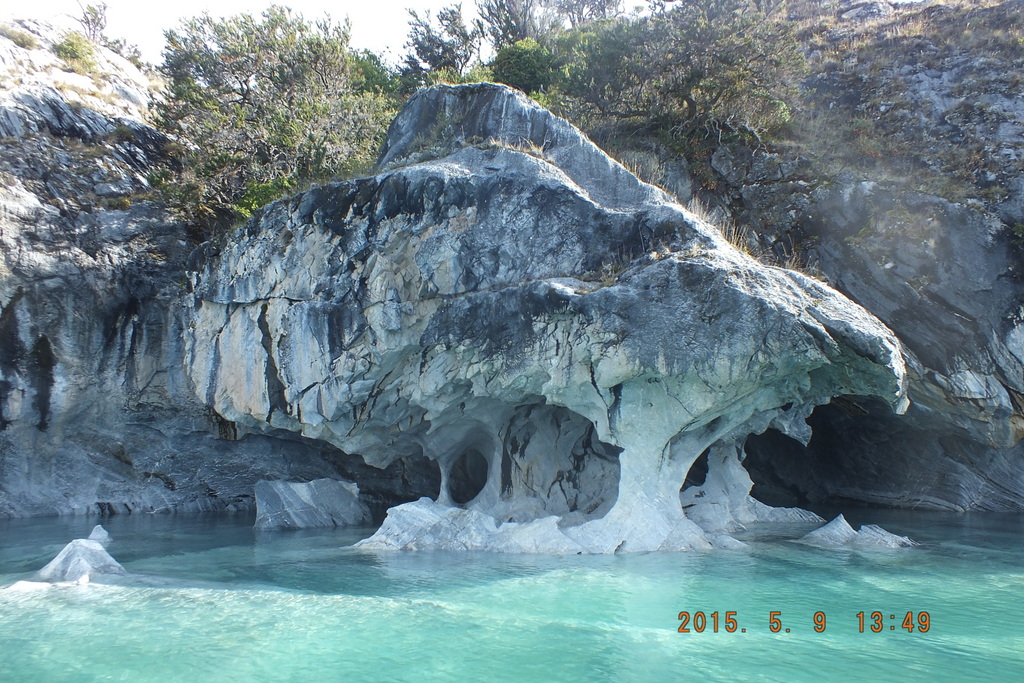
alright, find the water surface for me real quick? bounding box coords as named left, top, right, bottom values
left=1, top=509, right=1021, bottom=681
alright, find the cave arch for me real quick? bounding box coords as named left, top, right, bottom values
left=449, top=449, right=489, bottom=505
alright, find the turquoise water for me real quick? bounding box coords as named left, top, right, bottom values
left=1, top=509, right=1022, bottom=682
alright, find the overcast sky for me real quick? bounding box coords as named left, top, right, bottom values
left=0, top=0, right=465, bottom=64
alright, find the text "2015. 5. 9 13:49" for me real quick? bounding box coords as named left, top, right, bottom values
left=677, top=611, right=930, bottom=633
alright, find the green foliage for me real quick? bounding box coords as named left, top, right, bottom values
left=402, top=4, right=484, bottom=89
left=491, top=38, right=555, bottom=94
left=73, top=2, right=145, bottom=68
left=552, top=0, right=622, bottom=27
left=0, top=24, right=40, bottom=50
left=350, top=50, right=401, bottom=96
left=233, top=177, right=296, bottom=219
left=76, top=3, right=108, bottom=41
left=52, top=32, right=96, bottom=73
left=546, top=1, right=802, bottom=136
left=155, top=5, right=394, bottom=232
left=103, top=36, right=144, bottom=68
left=108, top=124, right=136, bottom=144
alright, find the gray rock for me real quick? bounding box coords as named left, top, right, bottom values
left=0, top=51, right=441, bottom=518
left=766, top=179, right=1024, bottom=511
left=94, top=180, right=133, bottom=197
left=798, top=514, right=859, bottom=546
left=798, top=515, right=916, bottom=548
left=254, top=478, right=370, bottom=529
left=188, top=84, right=907, bottom=553
left=838, top=0, right=895, bottom=22
left=36, top=539, right=125, bottom=582
left=355, top=498, right=586, bottom=553
left=87, top=525, right=111, bottom=545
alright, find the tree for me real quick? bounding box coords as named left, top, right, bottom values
left=156, top=6, right=394, bottom=229
left=70, top=2, right=142, bottom=66
left=477, top=0, right=538, bottom=50
left=491, top=38, right=555, bottom=93
left=75, top=2, right=107, bottom=41
left=550, top=0, right=622, bottom=27
left=636, top=0, right=801, bottom=133
left=549, top=0, right=801, bottom=135
left=402, top=4, right=484, bottom=84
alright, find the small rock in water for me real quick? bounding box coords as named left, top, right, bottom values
left=798, top=515, right=917, bottom=548
left=36, top=539, right=126, bottom=582
left=799, top=514, right=859, bottom=546
left=852, top=523, right=918, bottom=549
left=87, top=525, right=111, bottom=545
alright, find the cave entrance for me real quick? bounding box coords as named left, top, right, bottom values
left=327, top=447, right=442, bottom=524
left=450, top=449, right=489, bottom=505
left=743, top=395, right=899, bottom=510
left=682, top=447, right=710, bottom=490
left=743, top=429, right=812, bottom=508
left=498, top=403, right=622, bottom=522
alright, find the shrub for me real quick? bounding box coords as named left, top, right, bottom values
left=547, top=1, right=803, bottom=137
left=156, top=6, right=395, bottom=232
left=491, top=38, right=555, bottom=94
left=52, top=32, right=96, bottom=73
left=0, top=24, right=39, bottom=50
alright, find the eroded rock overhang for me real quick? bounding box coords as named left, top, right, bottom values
left=184, top=83, right=907, bottom=552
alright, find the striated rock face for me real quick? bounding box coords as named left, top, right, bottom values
left=254, top=478, right=370, bottom=529
left=186, top=83, right=907, bottom=552
left=0, top=22, right=435, bottom=517
left=742, top=179, right=1024, bottom=511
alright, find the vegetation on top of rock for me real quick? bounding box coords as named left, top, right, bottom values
left=71, top=2, right=144, bottom=68
left=782, top=0, right=1024, bottom=206
left=153, top=5, right=395, bottom=233
left=52, top=31, right=97, bottom=74
left=537, top=0, right=803, bottom=139
left=491, top=38, right=555, bottom=94
left=0, top=23, right=40, bottom=50
left=476, top=0, right=540, bottom=50
left=401, top=4, right=486, bottom=89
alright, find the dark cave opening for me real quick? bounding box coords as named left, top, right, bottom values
left=498, top=402, right=623, bottom=519
left=743, top=428, right=813, bottom=508
left=742, top=395, right=900, bottom=510
left=328, top=448, right=442, bottom=523
left=682, top=447, right=710, bottom=490
left=450, top=449, right=489, bottom=505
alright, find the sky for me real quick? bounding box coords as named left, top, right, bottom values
left=0, top=0, right=467, bottom=64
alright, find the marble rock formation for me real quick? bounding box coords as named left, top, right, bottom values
left=87, top=524, right=111, bottom=545
left=798, top=514, right=917, bottom=548
left=0, top=20, right=366, bottom=518
left=187, top=83, right=908, bottom=553
left=0, top=22, right=431, bottom=517
left=36, top=538, right=125, bottom=582
left=254, top=478, right=370, bottom=529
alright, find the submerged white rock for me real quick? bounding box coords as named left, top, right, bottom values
left=798, top=514, right=917, bottom=548
left=355, top=498, right=586, bottom=554
left=254, top=478, right=370, bottom=529
left=36, top=539, right=126, bottom=582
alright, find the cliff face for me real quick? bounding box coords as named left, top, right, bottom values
left=1, top=9, right=1022, bottom=539
left=0, top=22, right=435, bottom=517
left=696, top=0, right=1024, bottom=511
